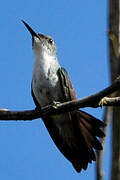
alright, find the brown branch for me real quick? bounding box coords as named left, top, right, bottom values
left=96, top=107, right=111, bottom=180
left=0, top=78, right=120, bottom=120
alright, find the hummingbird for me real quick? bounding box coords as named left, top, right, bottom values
left=22, top=20, right=105, bottom=173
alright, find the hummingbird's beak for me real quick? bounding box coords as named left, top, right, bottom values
left=22, top=20, right=40, bottom=39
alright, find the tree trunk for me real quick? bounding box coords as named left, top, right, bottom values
left=109, top=0, right=120, bottom=179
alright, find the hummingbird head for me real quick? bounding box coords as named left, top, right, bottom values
left=22, top=20, right=57, bottom=58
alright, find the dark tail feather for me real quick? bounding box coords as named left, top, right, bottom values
left=78, top=110, right=105, bottom=128
left=77, top=110, right=105, bottom=138
left=72, top=163, right=82, bottom=173
left=76, top=110, right=105, bottom=150
left=72, top=110, right=105, bottom=172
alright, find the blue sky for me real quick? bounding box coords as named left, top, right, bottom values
left=0, top=0, right=110, bottom=180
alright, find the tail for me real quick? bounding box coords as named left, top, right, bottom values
left=71, top=110, right=105, bottom=172
left=42, top=109, right=105, bottom=173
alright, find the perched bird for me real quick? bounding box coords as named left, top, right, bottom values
left=22, top=20, right=105, bottom=172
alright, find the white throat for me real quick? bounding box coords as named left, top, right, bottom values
left=33, top=50, right=60, bottom=80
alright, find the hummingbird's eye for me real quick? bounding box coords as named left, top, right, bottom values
left=48, top=38, right=53, bottom=44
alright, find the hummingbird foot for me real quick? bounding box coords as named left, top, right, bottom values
left=116, top=75, right=120, bottom=80
left=0, top=108, right=9, bottom=111
left=52, top=101, right=61, bottom=109
left=99, top=97, right=109, bottom=107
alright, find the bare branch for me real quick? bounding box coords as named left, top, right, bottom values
left=0, top=78, right=120, bottom=120
left=96, top=107, right=111, bottom=180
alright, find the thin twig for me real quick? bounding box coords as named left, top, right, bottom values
left=96, top=107, right=111, bottom=180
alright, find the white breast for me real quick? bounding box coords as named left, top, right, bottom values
left=32, top=52, right=62, bottom=107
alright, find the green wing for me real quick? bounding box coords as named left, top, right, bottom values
left=57, top=67, right=76, bottom=101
